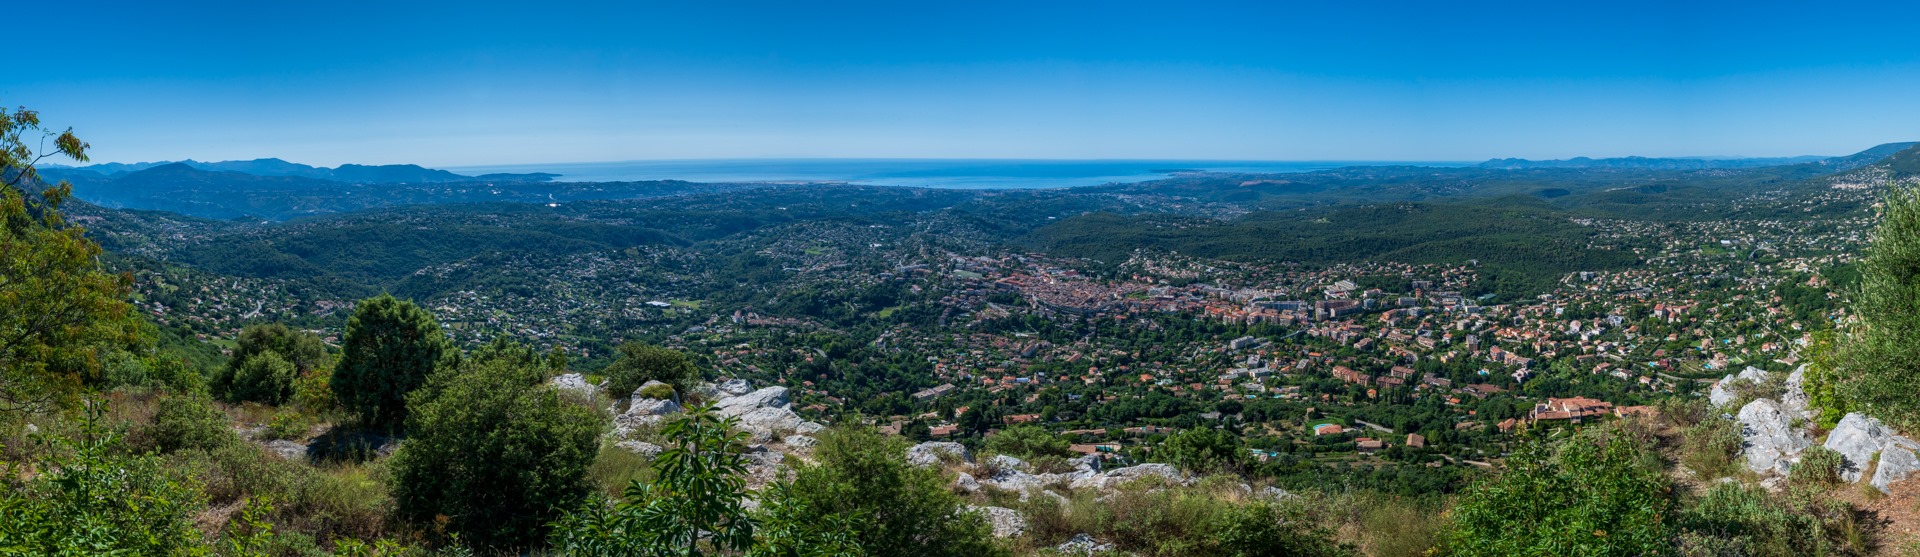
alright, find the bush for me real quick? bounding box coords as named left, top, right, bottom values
left=1015, top=480, right=1354, bottom=557
left=600, top=342, right=700, bottom=398
left=214, top=323, right=327, bottom=405
left=0, top=402, right=206, bottom=555
left=1681, top=414, right=1745, bottom=480
left=636, top=381, right=676, bottom=400
left=389, top=342, right=600, bottom=550
left=985, top=424, right=1071, bottom=459
left=332, top=295, right=450, bottom=429
left=139, top=389, right=235, bottom=453
left=1679, top=483, right=1865, bottom=557
left=1837, top=183, right=1920, bottom=431
left=1445, top=425, right=1677, bottom=556
left=787, top=425, right=1006, bottom=557
left=1790, top=446, right=1845, bottom=488
left=266, top=411, right=311, bottom=441
left=1159, top=427, right=1246, bottom=475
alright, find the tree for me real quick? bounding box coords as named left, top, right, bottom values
left=331, top=295, right=449, bottom=429
left=551, top=405, right=863, bottom=557
left=984, top=425, right=1071, bottom=459
left=1444, top=426, right=1676, bottom=556
left=601, top=341, right=701, bottom=398
left=0, top=104, right=141, bottom=416
left=786, top=426, right=1006, bottom=557
left=389, top=340, right=600, bottom=550
left=1837, top=182, right=1920, bottom=430
left=213, top=324, right=326, bottom=404
left=1159, top=427, right=1246, bottom=475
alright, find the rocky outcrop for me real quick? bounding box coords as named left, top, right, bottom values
left=549, top=373, right=596, bottom=398
left=717, top=378, right=754, bottom=397
left=615, top=440, right=664, bottom=459
left=715, top=386, right=791, bottom=415
left=628, top=397, right=681, bottom=418
left=263, top=440, right=308, bottom=460
left=1057, top=533, right=1115, bottom=555
left=970, top=506, right=1027, bottom=538
left=907, top=442, right=973, bottom=467
left=1070, top=463, right=1188, bottom=490
left=1872, top=438, right=1920, bottom=493
left=1780, top=365, right=1813, bottom=421
left=1825, top=413, right=1896, bottom=482
left=953, top=472, right=981, bottom=493
left=1711, top=366, right=1771, bottom=408
left=1737, top=399, right=1810, bottom=475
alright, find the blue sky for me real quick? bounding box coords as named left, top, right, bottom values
left=12, top=0, right=1920, bottom=166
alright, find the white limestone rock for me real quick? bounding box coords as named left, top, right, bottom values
left=718, top=378, right=754, bottom=397
left=953, top=472, right=981, bottom=493
left=714, top=386, right=791, bottom=417
left=1736, top=398, right=1810, bottom=476
left=906, top=441, right=973, bottom=467
left=615, top=440, right=663, bottom=459
left=1056, top=534, right=1115, bottom=556
left=1710, top=366, right=1772, bottom=408
left=1070, top=463, right=1188, bottom=490
left=549, top=373, right=596, bottom=398
left=627, top=397, right=682, bottom=417
left=1871, top=437, right=1920, bottom=493
left=1824, top=412, right=1895, bottom=483
left=970, top=506, right=1027, bottom=538
left=1780, top=365, right=1813, bottom=420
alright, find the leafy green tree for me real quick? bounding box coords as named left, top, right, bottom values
left=786, top=426, right=1006, bottom=557
left=0, top=401, right=207, bottom=555
left=1837, top=182, right=1920, bottom=430
left=331, top=295, right=450, bottom=428
left=602, top=341, right=702, bottom=397
left=213, top=324, right=326, bottom=404
left=1159, top=427, right=1246, bottom=474
left=141, top=389, right=235, bottom=454
left=390, top=340, right=600, bottom=550
left=1444, top=426, right=1676, bottom=556
left=984, top=424, right=1071, bottom=459
left=0, top=104, right=141, bottom=416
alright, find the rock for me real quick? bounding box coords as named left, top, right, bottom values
left=718, top=378, right=754, bottom=397
left=1872, top=437, right=1920, bottom=493
left=1824, top=412, right=1895, bottom=482
left=263, top=440, right=308, bottom=460
left=1780, top=365, right=1813, bottom=420
left=627, top=397, right=682, bottom=417
left=1710, top=366, right=1772, bottom=408
left=714, top=386, right=791, bottom=417
left=1069, top=454, right=1102, bottom=473
left=907, top=442, right=973, bottom=467
left=1738, top=399, right=1811, bottom=475
left=615, top=440, right=664, bottom=458
left=1057, top=533, right=1115, bottom=556
left=783, top=435, right=817, bottom=449
left=736, top=406, right=806, bottom=435
left=982, top=468, right=1045, bottom=495
left=1071, top=463, right=1188, bottom=490
left=1259, top=486, right=1297, bottom=500
left=795, top=421, right=827, bottom=435
left=970, top=506, right=1027, bottom=538
left=954, top=472, right=981, bottom=493
left=549, top=373, right=596, bottom=398
left=987, top=454, right=1030, bottom=473
left=22, top=423, right=36, bottom=435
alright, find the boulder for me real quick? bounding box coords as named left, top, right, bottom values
left=783, top=434, right=818, bottom=449
left=1260, top=486, right=1297, bottom=501
left=1824, top=412, right=1895, bottom=482
left=1780, top=365, right=1813, bottom=421
left=714, top=386, right=791, bottom=417
left=970, top=506, right=1027, bottom=538
left=987, top=454, right=1031, bottom=473
left=1071, top=463, right=1188, bottom=490
left=718, top=378, right=754, bottom=397
left=263, top=440, right=308, bottom=460
left=615, top=440, right=664, bottom=458
left=953, top=472, right=981, bottom=493
left=627, top=397, right=682, bottom=417
left=1710, top=366, right=1771, bottom=408
left=1056, top=533, right=1115, bottom=556
left=907, top=441, right=973, bottom=467
left=1737, top=398, right=1810, bottom=475
left=1872, top=438, right=1920, bottom=493
left=981, top=467, right=1045, bottom=495
left=549, top=373, right=596, bottom=398
left=794, top=421, right=827, bottom=435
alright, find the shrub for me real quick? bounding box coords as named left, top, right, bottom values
left=636, top=381, right=676, bottom=400
left=140, top=389, right=235, bottom=453
left=389, top=342, right=600, bottom=550
left=1790, top=446, right=1845, bottom=488
left=266, top=411, right=311, bottom=441
left=1837, top=182, right=1920, bottom=431
left=985, top=424, right=1071, bottom=459
left=787, top=425, right=1006, bottom=557
left=1679, top=483, right=1864, bottom=557
left=1681, top=414, right=1745, bottom=480
left=600, top=342, right=700, bottom=398
left=0, top=402, right=206, bottom=555
left=1159, top=427, right=1246, bottom=475
left=332, top=295, right=450, bottom=429
left=1445, top=426, right=1677, bottom=556
left=220, top=350, right=299, bottom=405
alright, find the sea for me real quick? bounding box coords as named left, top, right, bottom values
left=446, top=159, right=1470, bottom=189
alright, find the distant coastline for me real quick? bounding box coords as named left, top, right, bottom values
left=446, top=158, right=1475, bottom=189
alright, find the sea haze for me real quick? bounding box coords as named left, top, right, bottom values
left=446, top=159, right=1471, bottom=189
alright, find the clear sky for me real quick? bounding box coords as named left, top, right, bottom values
left=12, top=0, right=1920, bottom=167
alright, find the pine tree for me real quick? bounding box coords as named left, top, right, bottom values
left=331, top=294, right=449, bottom=429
